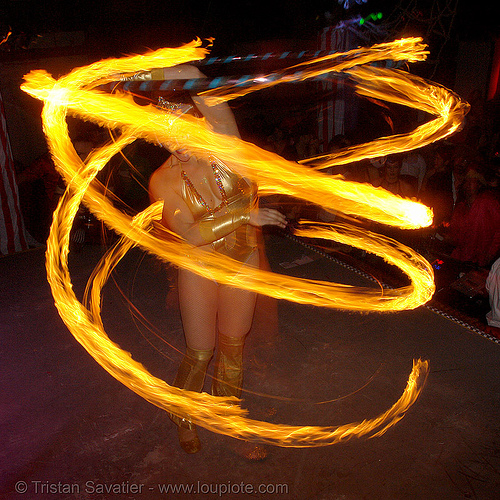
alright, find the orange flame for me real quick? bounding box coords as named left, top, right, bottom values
left=20, top=37, right=468, bottom=446
left=198, top=37, right=430, bottom=105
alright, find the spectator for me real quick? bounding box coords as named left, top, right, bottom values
left=486, top=258, right=500, bottom=337
left=401, top=151, right=426, bottom=193
left=379, top=155, right=415, bottom=198
left=447, top=169, right=500, bottom=267
left=421, top=146, right=474, bottom=227
left=265, top=127, right=295, bottom=160
left=421, top=146, right=454, bottom=226
left=486, top=257, right=500, bottom=338
left=345, top=159, right=381, bottom=186
left=16, top=152, right=64, bottom=242
left=295, top=132, right=319, bottom=160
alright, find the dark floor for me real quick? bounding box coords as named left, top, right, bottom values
left=1, top=230, right=500, bottom=500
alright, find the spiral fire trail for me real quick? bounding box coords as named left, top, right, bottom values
left=20, top=37, right=468, bottom=445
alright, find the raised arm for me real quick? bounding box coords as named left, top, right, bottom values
left=153, top=65, right=241, bottom=138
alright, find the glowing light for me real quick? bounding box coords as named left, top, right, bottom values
left=197, top=38, right=430, bottom=105
left=0, top=30, right=12, bottom=46
left=21, top=37, right=469, bottom=446
left=360, top=12, right=383, bottom=25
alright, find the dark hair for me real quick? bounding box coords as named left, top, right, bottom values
left=386, top=154, right=402, bottom=165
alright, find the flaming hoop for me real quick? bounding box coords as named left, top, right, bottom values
left=20, top=37, right=468, bottom=446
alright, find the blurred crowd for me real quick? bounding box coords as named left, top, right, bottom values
left=249, top=91, right=500, bottom=335
left=253, top=91, right=500, bottom=273
left=15, top=122, right=167, bottom=249
left=14, top=90, right=500, bottom=333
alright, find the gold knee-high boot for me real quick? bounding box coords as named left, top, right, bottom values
left=212, top=335, right=269, bottom=461
left=212, top=334, right=245, bottom=399
left=170, top=346, right=213, bottom=453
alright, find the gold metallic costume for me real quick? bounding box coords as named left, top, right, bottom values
left=180, top=155, right=258, bottom=262
left=170, top=155, right=257, bottom=452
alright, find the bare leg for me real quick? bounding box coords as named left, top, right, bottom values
left=213, top=251, right=259, bottom=398
left=218, top=285, right=258, bottom=337
left=217, top=250, right=259, bottom=338
left=213, top=252, right=269, bottom=460
left=172, top=268, right=219, bottom=453
left=178, top=268, right=219, bottom=350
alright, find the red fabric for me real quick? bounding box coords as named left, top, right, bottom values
left=19, top=154, right=62, bottom=203
left=0, top=90, right=27, bottom=254
left=449, top=190, right=500, bottom=267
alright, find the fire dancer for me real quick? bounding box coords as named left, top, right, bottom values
left=148, top=65, right=287, bottom=453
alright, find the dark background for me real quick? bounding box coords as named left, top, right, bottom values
left=1, top=0, right=497, bottom=56
left=1, top=1, right=499, bottom=167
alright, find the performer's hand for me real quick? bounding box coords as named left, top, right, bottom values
left=249, top=208, right=287, bottom=229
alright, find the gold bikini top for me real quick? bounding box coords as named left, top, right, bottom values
left=180, top=155, right=257, bottom=261
left=180, top=156, right=253, bottom=218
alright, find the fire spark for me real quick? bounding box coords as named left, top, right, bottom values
left=20, top=37, right=468, bottom=446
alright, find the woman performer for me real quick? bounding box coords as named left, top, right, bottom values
left=148, top=65, right=287, bottom=453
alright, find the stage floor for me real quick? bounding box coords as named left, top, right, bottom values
left=1, top=231, right=499, bottom=500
